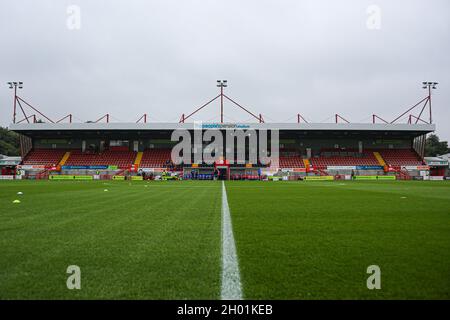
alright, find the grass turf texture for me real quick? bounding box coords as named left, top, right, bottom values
left=226, top=180, right=450, bottom=299
left=0, top=180, right=449, bottom=299
left=0, top=180, right=221, bottom=299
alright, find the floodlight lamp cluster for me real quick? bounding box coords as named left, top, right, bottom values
left=217, top=80, right=227, bottom=88
left=7, top=81, right=23, bottom=89
left=422, top=81, right=438, bottom=89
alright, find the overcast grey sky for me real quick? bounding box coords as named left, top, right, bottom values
left=1, top=0, right=449, bottom=139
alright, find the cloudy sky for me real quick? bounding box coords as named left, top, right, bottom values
left=1, top=0, right=449, bottom=139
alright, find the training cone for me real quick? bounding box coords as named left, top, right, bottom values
left=104, top=189, right=109, bottom=192
left=17, top=191, right=23, bottom=195
left=13, top=200, right=21, bottom=204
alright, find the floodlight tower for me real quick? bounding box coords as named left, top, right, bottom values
left=217, top=80, right=227, bottom=123
left=7, top=81, right=23, bottom=124
left=422, top=81, right=438, bottom=123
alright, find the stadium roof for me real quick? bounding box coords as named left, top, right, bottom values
left=9, top=122, right=435, bottom=133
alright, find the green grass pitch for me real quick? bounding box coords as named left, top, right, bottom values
left=0, top=180, right=449, bottom=299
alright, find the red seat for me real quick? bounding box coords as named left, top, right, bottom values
left=65, top=150, right=136, bottom=169
left=22, top=149, right=67, bottom=166
left=140, top=149, right=172, bottom=168
left=310, top=149, right=379, bottom=169
left=378, top=149, right=424, bottom=167
left=279, top=153, right=305, bottom=168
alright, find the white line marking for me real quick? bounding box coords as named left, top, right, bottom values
left=221, top=181, right=243, bottom=300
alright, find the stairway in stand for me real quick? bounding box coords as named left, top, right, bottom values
left=303, top=158, right=310, bottom=171
left=134, top=151, right=143, bottom=168
left=58, top=151, right=71, bottom=166
left=373, top=151, right=386, bottom=167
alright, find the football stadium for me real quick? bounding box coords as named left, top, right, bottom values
left=1, top=83, right=449, bottom=300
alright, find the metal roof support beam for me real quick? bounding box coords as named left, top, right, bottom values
left=16, top=96, right=54, bottom=123
left=297, top=114, right=308, bottom=123
left=223, top=94, right=264, bottom=123
left=390, top=96, right=428, bottom=124
left=16, top=114, right=37, bottom=124
left=414, top=98, right=429, bottom=124
left=95, top=114, right=110, bottom=123
left=136, top=114, right=148, bottom=123
left=56, top=114, right=73, bottom=123
left=409, top=114, right=429, bottom=124
left=372, top=114, right=389, bottom=124
left=180, top=95, right=221, bottom=123
left=335, top=114, right=350, bottom=123
left=15, top=98, right=30, bottom=123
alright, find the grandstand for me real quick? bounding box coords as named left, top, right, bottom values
left=5, top=80, right=441, bottom=180
left=10, top=121, right=435, bottom=180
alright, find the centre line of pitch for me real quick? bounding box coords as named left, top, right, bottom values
left=220, top=181, right=243, bottom=300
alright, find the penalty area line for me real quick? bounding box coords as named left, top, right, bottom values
left=220, top=181, right=243, bottom=300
